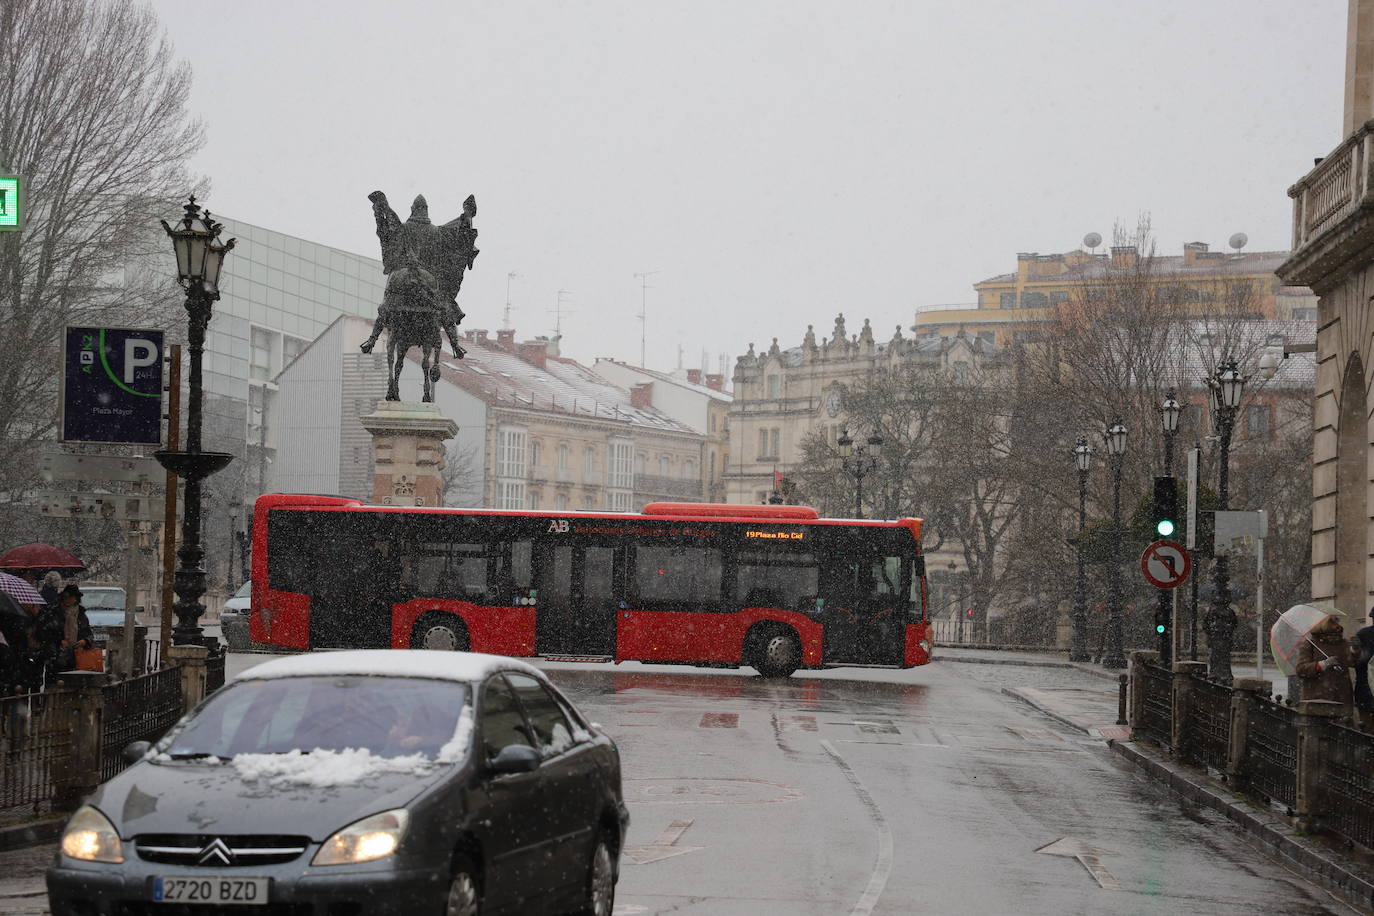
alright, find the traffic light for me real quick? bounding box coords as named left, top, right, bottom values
left=1152, top=476, right=1178, bottom=539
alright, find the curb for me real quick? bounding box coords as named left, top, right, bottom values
left=1108, top=739, right=1374, bottom=909
left=0, top=819, right=62, bottom=853
left=940, top=652, right=1123, bottom=682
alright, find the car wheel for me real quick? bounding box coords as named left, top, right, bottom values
left=411, top=614, right=470, bottom=651
left=574, top=838, right=615, bottom=916
left=444, top=857, right=480, bottom=916
left=753, top=629, right=801, bottom=677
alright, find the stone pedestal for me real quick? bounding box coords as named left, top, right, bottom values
left=360, top=401, right=459, bottom=507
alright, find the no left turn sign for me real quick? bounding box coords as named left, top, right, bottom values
left=1141, top=539, right=1191, bottom=588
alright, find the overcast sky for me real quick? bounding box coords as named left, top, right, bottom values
left=154, top=1, right=1346, bottom=375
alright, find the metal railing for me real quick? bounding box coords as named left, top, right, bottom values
left=1319, top=719, right=1374, bottom=850
left=1, top=689, right=76, bottom=817
left=1242, top=695, right=1299, bottom=810
left=99, top=667, right=185, bottom=782
left=1180, top=676, right=1232, bottom=773
left=1135, top=660, right=1173, bottom=748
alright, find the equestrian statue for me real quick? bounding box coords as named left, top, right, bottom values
left=361, top=190, right=479, bottom=401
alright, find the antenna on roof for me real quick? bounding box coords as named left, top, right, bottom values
left=1083, top=232, right=1102, bottom=255
left=503, top=271, right=518, bottom=330
left=550, top=289, right=573, bottom=336
left=1228, top=232, right=1249, bottom=253
left=634, top=270, right=659, bottom=367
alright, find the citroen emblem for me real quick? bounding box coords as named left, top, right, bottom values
left=197, top=838, right=233, bottom=866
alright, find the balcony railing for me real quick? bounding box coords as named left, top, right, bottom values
left=1289, top=121, right=1374, bottom=251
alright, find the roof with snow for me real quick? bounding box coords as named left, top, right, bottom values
left=233, top=650, right=542, bottom=684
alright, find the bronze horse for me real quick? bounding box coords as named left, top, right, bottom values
left=363, top=252, right=445, bottom=401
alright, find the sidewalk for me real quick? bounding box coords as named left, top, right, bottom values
left=950, top=647, right=1374, bottom=909
left=0, top=843, right=51, bottom=916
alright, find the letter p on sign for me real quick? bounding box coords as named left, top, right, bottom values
left=124, top=339, right=159, bottom=384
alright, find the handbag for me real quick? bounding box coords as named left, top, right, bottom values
left=74, top=647, right=105, bottom=672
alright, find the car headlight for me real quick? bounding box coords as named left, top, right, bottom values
left=311, top=809, right=409, bottom=866
left=60, top=806, right=124, bottom=863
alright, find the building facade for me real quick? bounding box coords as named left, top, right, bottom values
left=915, top=241, right=1317, bottom=348
left=592, top=359, right=732, bottom=503
left=269, top=319, right=709, bottom=511
left=726, top=314, right=990, bottom=506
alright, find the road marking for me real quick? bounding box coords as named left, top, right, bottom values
left=626, top=776, right=802, bottom=805
left=822, top=740, right=893, bottom=916
left=623, top=819, right=704, bottom=864
left=1035, top=836, right=1121, bottom=890
left=699, top=712, right=739, bottom=728
left=854, top=719, right=900, bottom=734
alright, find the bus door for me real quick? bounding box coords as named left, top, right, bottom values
left=819, top=554, right=908, bottom=666
left=534, top=542, right=619, bottom=656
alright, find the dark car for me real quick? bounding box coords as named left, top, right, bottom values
left=47, top=650, right=628, bottom=916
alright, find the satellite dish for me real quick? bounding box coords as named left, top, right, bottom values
left=1083, top=232, right=1102, bottom=250
left=1229, top=232, right=1248, bottom=251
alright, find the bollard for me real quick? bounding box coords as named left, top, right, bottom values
left=1116, top=674, right=1128, bottom=726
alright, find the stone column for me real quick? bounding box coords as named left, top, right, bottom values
left=1347, top=0, right=1374, bottom=135
left=168, top=644, right=208, bottom=714
left=1294, top=699, right=1345, bottom=832
left=359, top=401, right=459, bottom=507
left=55, top=672, right=105, bottom=808
left=1171, top=661, right=1207, bottom=752
left=1227, top=677, right=1270, bottom=787
left=1128, top=650, right=1159, bottom=729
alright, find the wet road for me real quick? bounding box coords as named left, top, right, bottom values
left=5, top=655, right=1355, bottom=915
left=540, top=660, right=1355, bottom=916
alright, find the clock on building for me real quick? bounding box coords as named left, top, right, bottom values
left=825, top=390, right=842, bottom=417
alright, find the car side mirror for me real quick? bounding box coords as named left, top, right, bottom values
left=123, top=740, right=152, bottom=763
left=488, top=744, right=540, bottom=775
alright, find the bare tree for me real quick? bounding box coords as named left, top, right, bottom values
left=0, top=0, right=203, bottom=499
left=441, top=442, right=483, bottom=507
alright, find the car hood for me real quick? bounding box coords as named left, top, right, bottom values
left=90, top=757, right=454, bottom=840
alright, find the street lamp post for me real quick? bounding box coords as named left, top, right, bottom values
left=1103, top=419, right=1128, bottom=669
left=155, top=198, right=236, bottom=646
left=1157, top=390, right=1181, bottom=662
left=1070, top=436, right=1093, bottom=663
left=1206, top=361, right=1246, bottom=681
left=837, top=426, right=883, bottom=519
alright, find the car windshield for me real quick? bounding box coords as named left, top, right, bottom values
left=82, top=589, right=125, bottom=610
left=232, top=582, right=251, bottom=598
left=165, top=676, right=469, bottom=760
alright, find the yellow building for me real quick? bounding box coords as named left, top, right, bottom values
left=914, top=242, right=1316, bottom=348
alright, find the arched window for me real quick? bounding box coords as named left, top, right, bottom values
left=529, top=440, right=542, bottom=468
left=659, top=456, right=671, bottom=476
left=584, top=447, right=596, bottom=474
left=684, top=459, right=696, bottom=479
left=557, top=443, right=571, bottom=469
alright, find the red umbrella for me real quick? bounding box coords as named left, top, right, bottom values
left=0, top=543, right=84, bottom=572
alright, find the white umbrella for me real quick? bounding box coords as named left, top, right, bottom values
left=1270, top=602, right=1351, bottom=677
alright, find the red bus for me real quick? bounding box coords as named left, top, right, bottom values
left=249, top=494, right=932, bottom=677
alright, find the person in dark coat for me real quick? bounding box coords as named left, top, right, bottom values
left=1295, top=614, right=1360, bottom=709
left=1354, top=608, right=1374, bottom=730
left=37, top=584, right=94, bottom=675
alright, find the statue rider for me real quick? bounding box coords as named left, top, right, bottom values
left=361, top=191, right=478, bottom=359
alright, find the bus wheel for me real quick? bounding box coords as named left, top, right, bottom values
left=411, top=614, right=470, bottom=651
left=750, top=627, right=800, bottom=678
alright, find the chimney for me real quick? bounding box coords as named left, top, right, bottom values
left=630, top=382, right=653, bottom=409
left=1110, top=245, right=1138, bottom=269
left=686, top=368, right=703, bottom=385
left=516, top=341, right=547, bottom=369
left=496, top=328, right=516, bottom=349
left=472, top=329, right=489, bottom=344
left=705, top=373, right=724, bottom=391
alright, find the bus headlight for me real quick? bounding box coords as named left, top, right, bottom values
left=312, top=809, right=409, bottom=866
left=60, top=806, right=124, bottom=863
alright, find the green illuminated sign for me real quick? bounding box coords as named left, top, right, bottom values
left=0, top=175, right=24, bottom=230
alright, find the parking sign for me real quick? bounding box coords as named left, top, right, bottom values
left=60, top=327, right=165, bottom=444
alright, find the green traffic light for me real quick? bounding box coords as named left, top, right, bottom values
left=1155, top=624, right=1167, bottom=634
left=1156, top=519, right=1176, bottom=537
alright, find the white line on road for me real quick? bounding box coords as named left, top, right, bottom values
left=821, top=739, right=893, bottom=916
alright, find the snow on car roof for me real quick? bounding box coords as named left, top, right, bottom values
left=231, top=650, right=542, bottom=684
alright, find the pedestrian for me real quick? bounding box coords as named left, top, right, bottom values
left=12, top=598, right=51, bottom=692
left=1354, top=608, right=1374, bottom=731
left=39, top=571, right=61, bottom=608
left=1295, top=614, right=1359, bottom=711
left=38, top=584, right=94, bottom=676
